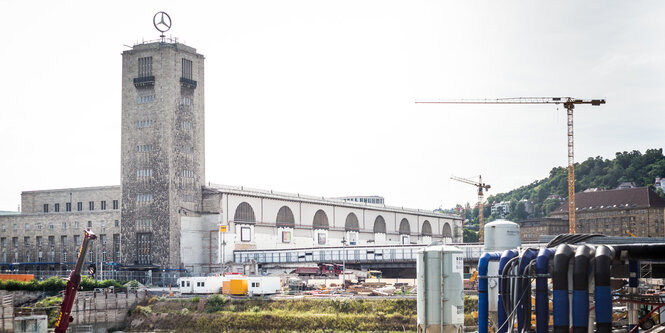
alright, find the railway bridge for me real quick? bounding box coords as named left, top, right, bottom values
left=233, top=243, right=542, bottom=278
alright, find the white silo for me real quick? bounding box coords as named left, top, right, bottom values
left=417, top=244, right=464, bottom=333
left=483, top=219, right=521, bottom=252
left=482, top=220, right=521, bottom=318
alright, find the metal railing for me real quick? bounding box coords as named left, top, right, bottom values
left=234, top=243, right=488, bottom=264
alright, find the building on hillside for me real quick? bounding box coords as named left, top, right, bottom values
left=549, top=187, right=665, bottom=237
left=516, top=217, right=568, bottom=242
left=616, top=182, right=638, bottom=190
left=490, top=201, right=511, bottom=217
left=655, top=177, right=665, bottom=189
left=0, top=37, right=462, bottom=277
left=520, top=199, right=534, bottom=214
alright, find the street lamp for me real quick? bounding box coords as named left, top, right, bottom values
left=341, top=237, right=347, bottom=290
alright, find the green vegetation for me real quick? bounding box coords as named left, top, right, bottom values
left=462, top=148, right=665, bottom=224
left=34, top=296, right=62, bottom=327
left=204, top=294, right=229, bottom=313
left=130, top=297, right=417, bottom=332
left=0, top=276, right=124, bottom=292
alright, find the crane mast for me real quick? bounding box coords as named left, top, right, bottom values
left=451, top=175, right=490, bottom=241
left=419, top=97, right=605, bottom=234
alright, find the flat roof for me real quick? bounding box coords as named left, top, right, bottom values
left=207, top=183, right=460, bottom=220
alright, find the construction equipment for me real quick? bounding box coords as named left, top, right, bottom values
left=451, top=175, right=490, bottom=241
left=54, top=229, right=97, bottom=333
left=418, top=97, right=605, bottom=233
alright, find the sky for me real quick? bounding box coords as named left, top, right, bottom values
left=0, top=1, right=663, bottom=212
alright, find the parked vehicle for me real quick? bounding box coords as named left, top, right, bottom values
left=295, top=263, right=343, bottom=277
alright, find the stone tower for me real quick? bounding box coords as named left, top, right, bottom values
left=120, top=41, right=205, bottom=269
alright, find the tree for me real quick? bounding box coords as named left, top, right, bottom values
left=515, top=202, right=528, bottom=220
left=463, top=229, right=478, bottom=243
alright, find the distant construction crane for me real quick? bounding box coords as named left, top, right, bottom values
left=418, top=97, right=605, bottom=234
left=451, top=175, right=490, bottom=241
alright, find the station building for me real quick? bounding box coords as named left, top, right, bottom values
left=0, top=38, right=462, bottom=276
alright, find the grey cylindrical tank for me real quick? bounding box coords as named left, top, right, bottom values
left=417, top=244, right=464, bottom=333
left=483, top=220, right=521, bottom=252
left=483, top=220, right=521, bottom=313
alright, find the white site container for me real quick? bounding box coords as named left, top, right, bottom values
left=417, top=244, right=464, bottom=333
left=483, top=220, right=521, bottom=312
left=178, top=276, right=225, bottom=294
left=247, top=276, right=282, bottom=295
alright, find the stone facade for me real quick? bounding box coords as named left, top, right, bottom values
left=0, top=186, right=121, bottom=269
left=516, top=217, right=568, bottom=242
left=120, top=42, right=205, bottom=269
left=549, top=187, right=665, bottom=237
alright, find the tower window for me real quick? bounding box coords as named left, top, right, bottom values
left=77, top=202, right=83, bottom=211
left=138, top=57, right=153, bottom=78
left=66, top=202, right=71, bottom=212
left=89, top=201, right=94, bottom=211
left=101, top=201, right=106, bottom=210
left=54, top=203, right=60, bottom=212
left=137, top=233, right=152, bottom=265
left=182, top=59, right=193, bottom=80
left=43, top=204, right=48, bottom=213
left=113, top=200, right=118, bottom=210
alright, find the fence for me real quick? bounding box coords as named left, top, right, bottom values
left=3, top=269, right=187, bottom=287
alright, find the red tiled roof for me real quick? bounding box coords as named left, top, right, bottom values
left=552, top=187, right=665, bottom=214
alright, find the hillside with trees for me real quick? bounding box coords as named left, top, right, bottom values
left=460, top=148, right=665, bottom=241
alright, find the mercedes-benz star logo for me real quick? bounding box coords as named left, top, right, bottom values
left=153, top=11, right=172, bottom=34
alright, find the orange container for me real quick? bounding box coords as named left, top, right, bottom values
left=0, top=274, right=34, bottom=282
left=222, top=280, right=231, bottom=295
left=229, top=279, right=247, bottom=295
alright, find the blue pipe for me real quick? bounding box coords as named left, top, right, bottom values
left=594, top=245, right=614, bottom=333
left=478, top=252, right=502, bottom=333
left=535, top=248, right=555, bottom=333
left=552, top=244, right=574, bottom=333
left=497, top=249, right=518, bottom=333
left=572, top=245, right=593, bottom=333
left=517, top=249, right=538, bottom=333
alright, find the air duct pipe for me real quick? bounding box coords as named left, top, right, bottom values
left=594, top=245, right=614, bottom=333
left=517, top=249, right=538, bottom=333
left=497, top=249, right=518, bottom=333
left=572, top=245, right=593, bottom=333
left=535, top=248, right=555, bottom=333
left=478, top=252, right=502, bottom=333
left=552, top=244, right=574, bottom=333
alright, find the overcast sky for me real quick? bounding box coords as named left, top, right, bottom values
left=0, top=1, right=663, bottom=212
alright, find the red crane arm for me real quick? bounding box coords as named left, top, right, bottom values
left=54, top=229, right=97, bottom=333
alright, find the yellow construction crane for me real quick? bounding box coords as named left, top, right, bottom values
left=418, top=97, right=605, bottom=234
left=451, top=175, right=490, bottom=241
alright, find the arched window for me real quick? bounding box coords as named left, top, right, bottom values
left=313, top=210, right=329, bottom=229
left=276, top=206, right=295, bottom=227
left=233, top=202, right=256, bottom=223
left=421, top=220, right=432, bottom=236
left=399, top=218, right=410, bottom=235
left=345, top=213, right=359, bottom=231
left=442, top=223, right=452, bottom=238
left=373, top=216, right=386, bottom=233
